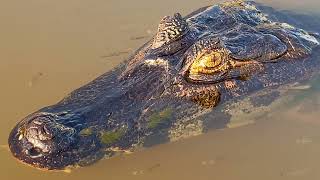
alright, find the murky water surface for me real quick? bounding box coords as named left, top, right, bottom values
left=1, top=0, right=320, bottom=179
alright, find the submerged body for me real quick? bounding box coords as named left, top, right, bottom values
left=8, top=0, right=320, bottom=170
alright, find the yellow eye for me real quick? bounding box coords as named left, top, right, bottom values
left=189, top=50, right=229, bottom=75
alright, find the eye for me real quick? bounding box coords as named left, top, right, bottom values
left=181, top=36, right=264, bottom=84
left=189, top=49, right=229, bottom=77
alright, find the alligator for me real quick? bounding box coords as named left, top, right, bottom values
left=8, top=0, right=320, bottom=170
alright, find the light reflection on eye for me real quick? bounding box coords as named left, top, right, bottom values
left=189, top=49, right=229, bottom=76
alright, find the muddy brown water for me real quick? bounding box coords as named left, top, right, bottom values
left=1, top=0, right=320, bottom=179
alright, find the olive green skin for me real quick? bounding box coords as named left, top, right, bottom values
left=8, top=1, right=320, bottom=170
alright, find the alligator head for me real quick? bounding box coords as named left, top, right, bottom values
left=8, top=1, right=320, bottom=170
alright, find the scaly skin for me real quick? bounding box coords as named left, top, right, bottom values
left=8, top=0, right=320, bottom=170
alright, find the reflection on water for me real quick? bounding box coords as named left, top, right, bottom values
left=1, top=0, right=320, bottom=179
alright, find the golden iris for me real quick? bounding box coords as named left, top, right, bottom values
left=189, top=50, right=228, bottom=75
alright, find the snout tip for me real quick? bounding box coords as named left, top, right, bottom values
left=8, top=112, right=77, bottom=170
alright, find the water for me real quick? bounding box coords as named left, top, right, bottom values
left=1, top=0, right=320, bottom=179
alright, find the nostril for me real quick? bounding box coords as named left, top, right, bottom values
left=27, top=147, right=43, bottom=158
left=42, top=126, right=48, bottom=134
left=19, top=112, right=77, bottom=155
left=25, top=115, right=56, bottom=141
left=42, top=125, right=52, bottom=136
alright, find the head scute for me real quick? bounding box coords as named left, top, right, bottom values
left=152, top=13, right=189, bottom=49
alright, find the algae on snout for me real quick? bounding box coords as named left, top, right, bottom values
left=79, top=127, right=94, bottom=136
left=99, top=127, right=127, bottom=145
left=147, top=108, right=173, bottom=129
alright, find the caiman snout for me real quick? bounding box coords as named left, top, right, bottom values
left=23, top=113, right=76, bottom=156
left=9, top=112, right=78, bottom=168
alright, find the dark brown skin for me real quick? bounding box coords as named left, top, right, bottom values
left=8, top=0, right=320, bottom=170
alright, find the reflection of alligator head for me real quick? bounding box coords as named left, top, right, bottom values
left=8, top=1, right=320, bottom=170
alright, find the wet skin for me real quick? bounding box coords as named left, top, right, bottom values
left=8, top=0, right=320, bottom=170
